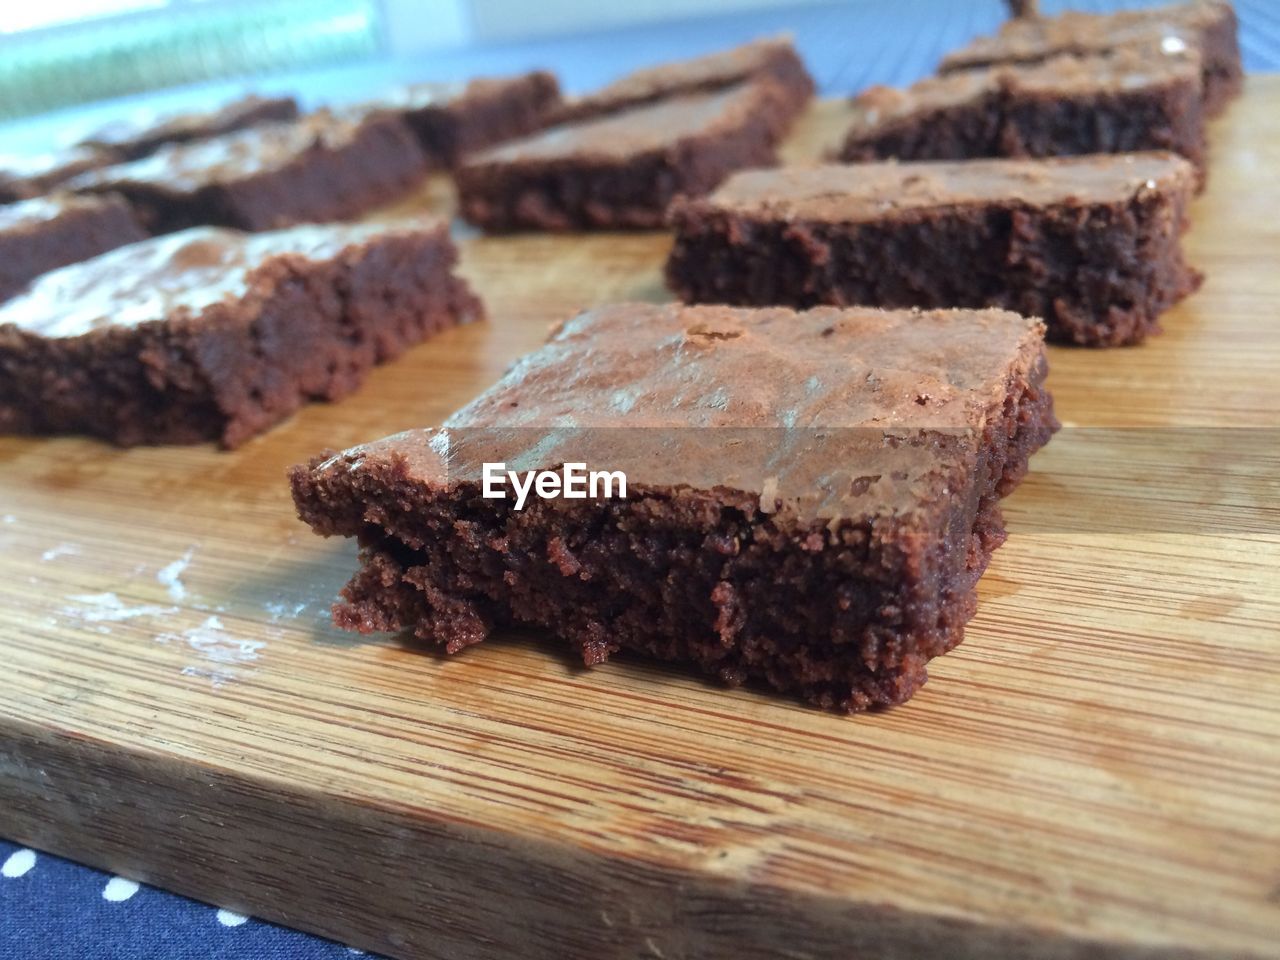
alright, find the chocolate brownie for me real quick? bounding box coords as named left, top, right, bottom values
left=550, top=36, right=814, bottom=125
left=80, top=93, right=300, bottom=160
left=68, top=111, right=428, bottom=235
left=290, top=303, right=1056, bottom=711
left=457, top=80, right=792, bottom=231
left=667, top=153, right=1201, bottom=347
left=351, top=72, right=562, bottom=167
left=0, top=222, right=482, bottom=447
left=0, top=146, right=121, bottom=203
left=839, top=45, right=1206, bottom=177
left=0, top=194, right=148, bottom=304
left=941, top=1, right=1241, bottom=116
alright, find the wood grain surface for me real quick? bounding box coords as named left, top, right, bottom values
left=2, top=79, right=1279, bottom=960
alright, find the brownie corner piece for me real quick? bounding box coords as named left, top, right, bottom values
left=0, top=220, right=481, bottom=447
left=0, top=192, right=148, bottom=303
left=291, top=303, right=1056, bottom=711
left=456, top=79, right=792, bottom=231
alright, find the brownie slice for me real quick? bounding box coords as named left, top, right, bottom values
left=839, top=45, right=1206, bottom=177
left=457, top=80, right=793, bottom=231
left=68, top=111, right=428, bottom=235
left=0, top=222, right=482, bottom=447
left=940, top=1, right=1241, bottom=117
left=0, top=194, right=148, bottom=304
left=290, top=303, right=1056, bottom=711
left=667, top=153, right=1201, bottom=346
left=550, top=36, right=814, bottom=125
left=0, top=146, right=121, bottom=203
left=80, top=93, right=300, bottom=161
left=352, top=72, right=562, bottom=167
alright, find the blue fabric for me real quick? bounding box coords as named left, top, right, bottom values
left=0, top=840, right=371, bottom=959
left=3, top=1, right=1277, bottom=956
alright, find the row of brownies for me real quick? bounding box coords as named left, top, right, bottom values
left=0, top=1, right=1243, bottom=710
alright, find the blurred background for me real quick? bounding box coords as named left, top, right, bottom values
left=1, top=0, right=1276, bottom=154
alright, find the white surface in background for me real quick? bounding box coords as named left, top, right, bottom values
left=465, top=0, right=823, bottom=44
left=381, top=0, right=470, bottom=55
left=382, top=0, right=837, bottom=52
left=0, top=0, right=164, bottom=35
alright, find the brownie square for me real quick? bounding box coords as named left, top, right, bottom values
left=352, top=72, right=562, bottom=167
left=290, top=303, right=1056, bottom=711
left=940, top=1, right=1242, bottom=117
left=0, top=146, right=121, bottom=203
left=0, top=222, right=482, bottom=447
left=839, top=45, right=1206, bottom=177
left=456, top=80, right=793, bottom=231
left=550, top=36, right=814, bottom=125
left=79, top=93, right=300, bottom=160
left=0, top=194, right=148, bottom=304
left=667, top=153, right=1202, bottom=346
left=68, top=111, right=428, bottom=235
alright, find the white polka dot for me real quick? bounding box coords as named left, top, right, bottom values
left=1, top=849, right=36, bottom=878
left=216, top=908, right=249, bottom=927
left=102, top=877, right=140, bottom=901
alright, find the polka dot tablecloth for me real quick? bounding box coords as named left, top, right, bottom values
left=1, top=840, right=372, bottom=958
left=2, top=1, right=1276, bottom=957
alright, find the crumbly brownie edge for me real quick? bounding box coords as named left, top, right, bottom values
left=457, top=85, right=789, bottom=232
left=0, top=195, right=149, bottom=304
left=666, top=176, right=1201, bottom=346
left=837, top=90, right=1005, bottom=163
left=0, top=228, right=483, bottom=447
left=1000, top=79, right=1207, bottom=180
left=289, top=337, right=1054, bottom=711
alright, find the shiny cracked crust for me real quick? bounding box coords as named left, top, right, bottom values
left=0, top=222, right=483, bottom=447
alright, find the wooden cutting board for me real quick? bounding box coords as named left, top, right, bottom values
left=2, top=79, right=1278, bottom=960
